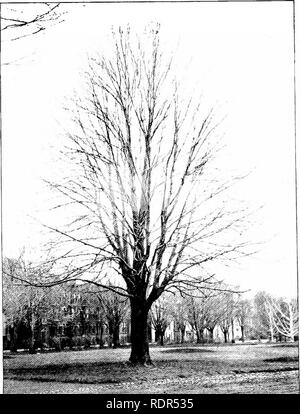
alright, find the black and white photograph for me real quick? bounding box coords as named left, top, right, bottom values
left=1, top=0, right=299, bottom=396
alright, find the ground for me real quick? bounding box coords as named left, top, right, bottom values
left=3, top=342, right=299, bottom=394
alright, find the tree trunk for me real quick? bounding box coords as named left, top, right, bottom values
left=29, top=312, right=36, bottom=354
left=208, top=328, right=214, bottom=343
left=155, top=328, right=164, bottom=345
left=155, top=329, right=160, bottom=342
left=80, top=311, right=86, bottom=336
left=97, top=321, right=104, bottom=348
left=241, top=325, right=245, bottom=342
left=231, top=319, right=235, bottom=343
left=9, top=325, right=18, bottom=352
left=159, top=331, right=164, bottom=346
left=129, top=300, right=151, bottom=365
left=180, top=327, right=186, bottom=344
left=288, top=303, right=295, bottom=342
left=108, top=332, right=113, bottom=348
left=223, top=330, right=228, bottom=343
left=113, top=324, right=120, bottom=348
left=196, top=328, right=204, bottom=344
left=270, top=324, right=274, bottom=342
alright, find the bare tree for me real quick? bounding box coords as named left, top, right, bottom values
left=204, top=295, right=225, bottom=343
left=20, top=25, right=252, bottom=364
left=1, top=3, right=64, bottom=42
left=185, top=288, right=232, bottom=344
left=235, top=297, right=251, bottom=342
left=267, top=297, right=298, bottom=342
left=3, top=256, right=63, bottom=353
left=218, top=291, right=236, bottom=343
left=98, top=288, right=129, bottom=348
left=150, top=296, right=172, bottom=346
left=84, top=289, right=106, bottom=348
left=251, top=291, right=273, bottom=341
left=186, top=293, right=213, bottom=344
left=171, top=295, right=188, bottom=344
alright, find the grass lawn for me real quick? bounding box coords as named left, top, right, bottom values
left=3, top=342, right=299, bottom=394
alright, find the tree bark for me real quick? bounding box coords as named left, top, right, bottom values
left=180, top=327, right=186, bottom=344
left=9, top=325, right=18, bottom=352
left=97, top=321, right=104, bottom=348
left=196, top=328, right=204, bottom=344
left=208, top=328, right=214, bottom=343
left=241, top=325, right=245, bottom=342
left=113, top=324, right=120, bottom=348
left=108, top=331, right=113, bottom=348
left=154, top=328, right=164, bottom=345
left=231, top=319, right=235, bottom=343
left=29, top=311, right=36, bottom=354
left=288, top=303, right=295, bottom=342
left=99, top=331, right=104, bottom=348
left=129, top=299, right=151, bottom=365
left=155, top=329, right=160, bottom=342
left=270, top=324, right=274, bottom=342
left=159, top=331, right=164, bottom=346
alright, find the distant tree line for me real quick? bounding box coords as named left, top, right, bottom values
left=3, top=256, right=298, bottom=353
left=3, top=257, right=129, bottom=353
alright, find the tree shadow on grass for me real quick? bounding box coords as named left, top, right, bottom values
left=270, top=342, right=298, bottom=348
left=263, top=357, right=298, bottom=363
left=4, top=348, right=298, bottom=386
left=4, top=358, right=219, bottom=385
left=4, top=361, right=127, bottom=383
left=161, top=348, right=215, bottom=354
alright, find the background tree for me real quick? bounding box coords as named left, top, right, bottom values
left=80, top=286, right=106, bottom=348
left=62, top=283, right=125, bottom=348
left=251, top=291, right=274, bottom=341
left=20, top=25, right=252, bottom=365
left=185, top=292, right=214, bottom=344
left=218, top=291, right=236, bottom=343
left=3, top=256, right=64, bottom=352
left=235, top=297, right=252, bottom=342
left=150, top=296, right=172, bottom=345
left=98, top=289, right=129, bottom=348
left=267, top=297, right=298, bottom=342
left=205, top=295, right=224, bottom=343
left=171, top=295, right=188, bottom=344
left=3, top=257, right=29, bottom=351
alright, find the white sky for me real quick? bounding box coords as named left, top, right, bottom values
left=1, top=1, right=297, bottom=299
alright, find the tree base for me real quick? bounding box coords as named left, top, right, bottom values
left=127, top=359, right=154, bottom=367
